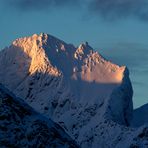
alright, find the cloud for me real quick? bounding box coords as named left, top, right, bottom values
left=89, top=0, right=148, bottom=21
left=4, top=0, right=80, bottom=11
left=3, top=0, right=148, bottom=21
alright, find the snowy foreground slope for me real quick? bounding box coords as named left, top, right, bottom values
left=0, top=33, right=148, bottom=147
left=0, top=84, right=78, bottom=148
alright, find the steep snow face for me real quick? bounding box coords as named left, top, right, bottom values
left=131, top=103, right=148, bottom=127
left=0, top=33, right=136, bottom=147
left=0, top=34, right=61, bottom=90
left=0, top=84, right=78, bottom=148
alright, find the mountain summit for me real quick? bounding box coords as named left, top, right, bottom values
left=0, top=33, right=147, bottom=147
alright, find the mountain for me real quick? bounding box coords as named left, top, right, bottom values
left=131, top=103, right=148, bottom=127
left=0, top=33, right=148, bottom=147
left=0, top=83, right=78, bottom=148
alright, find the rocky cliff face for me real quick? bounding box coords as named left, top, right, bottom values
left=0, top=84, right=78, bottom=148
left=0, top=33, right=147, bottom=147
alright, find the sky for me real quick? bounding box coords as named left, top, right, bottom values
left=0, top=0, right=148, bottom=108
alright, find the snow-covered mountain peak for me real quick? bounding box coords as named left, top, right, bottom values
left=1, top=33, right=133, bottom=121
left=11, top=33, right=61, bottom=77
left=11, top=33, right=124, bottom=82
left=2, top=33, right=147, bottom=147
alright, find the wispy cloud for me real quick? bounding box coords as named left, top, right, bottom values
left=3, top=0, right=148, bottom=21
left=4, top=0, right=80, bottom=11
left=89, top=0, right=148, bottom=21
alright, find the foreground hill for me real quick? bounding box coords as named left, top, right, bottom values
left=0, top=84, right=78, bottom=148
left=0, top=33, right=148, bottom=147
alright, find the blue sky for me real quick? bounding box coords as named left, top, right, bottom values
left=0, top=0, right=148, bottom=108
